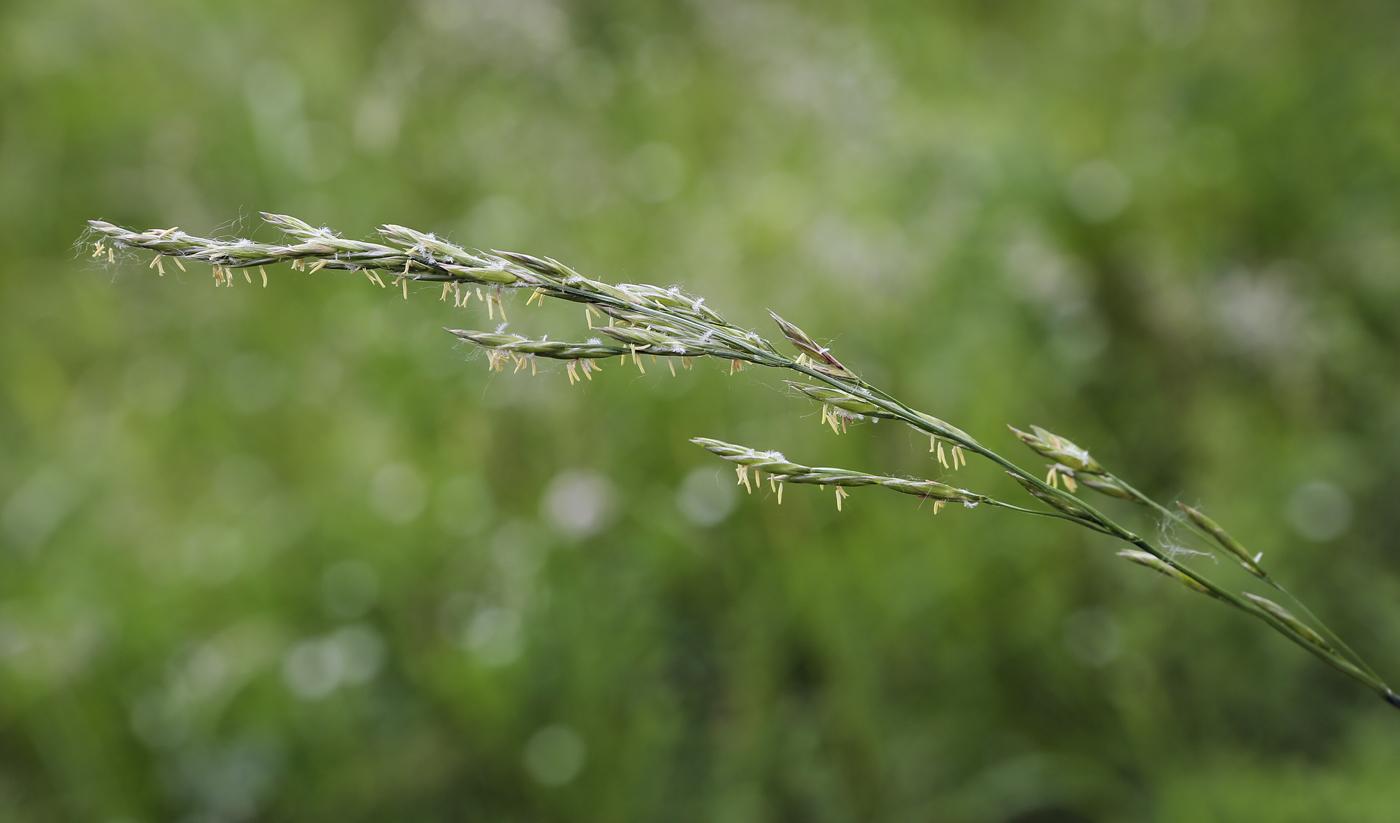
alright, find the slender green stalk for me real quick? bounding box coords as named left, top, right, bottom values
left=85, top=214, right=1400, bottom=710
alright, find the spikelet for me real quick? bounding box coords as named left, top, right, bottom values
left=1177, top=503, right=1266, bottom=578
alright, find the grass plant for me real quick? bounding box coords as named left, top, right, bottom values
left=86, top=213, right=1400, bottom=710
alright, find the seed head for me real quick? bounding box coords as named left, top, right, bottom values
left=768, top=311, right=855, bottom=378
left=1176, top=503, right=1265, bottom=578
left=1243, top=594, right=1331, bottom=650
left=259, top=212, right=324, bottom=241
left=1009, top=473, right=1102, bottom=525
left=785, top=381, right=892, bottom=419
left=1118, top=550, right=1211, bottom=594
left=1009, top=425, right=1103, bottom=474
left=448, top=329, right=622, bottom=360
left=1075, top=472, right=1135, bottom=500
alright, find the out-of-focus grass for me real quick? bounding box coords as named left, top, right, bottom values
left=3, top=0, right=1400, bottom=819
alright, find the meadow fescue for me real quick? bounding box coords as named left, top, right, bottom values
left=86, top=213, right=1400, bottom=710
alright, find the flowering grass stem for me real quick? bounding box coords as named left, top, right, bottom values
left=86, top=213, right=1399, bottom=710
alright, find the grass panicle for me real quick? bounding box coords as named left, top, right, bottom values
left=87, top=213, right=1400, bottom=711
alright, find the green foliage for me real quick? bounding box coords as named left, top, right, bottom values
left=5, top=0, right=1400, bottom=819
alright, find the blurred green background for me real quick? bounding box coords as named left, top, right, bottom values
left=4, top=0, right=1400, bottom=819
